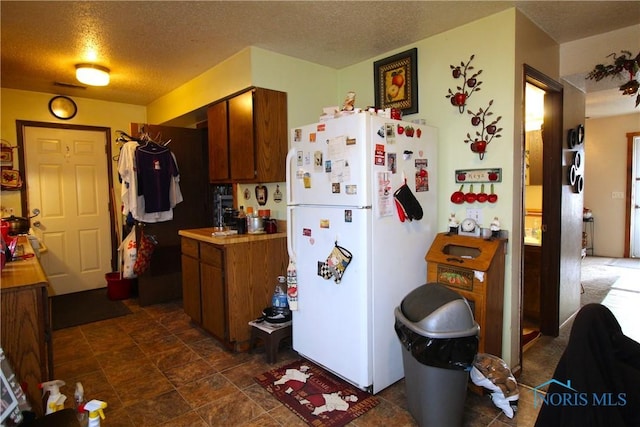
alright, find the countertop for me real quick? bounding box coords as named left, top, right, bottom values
left=1, top=235, right=48, bottom=291
left=179, top=226, right=287, bottom=245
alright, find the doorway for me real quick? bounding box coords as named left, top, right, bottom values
left=521, top=65, right=564, bottom=343
left=16, top=121, right=116, bottom=295
left=522, top=82, right=545, bottom=340
left=624, top=132, right=640, bottom=257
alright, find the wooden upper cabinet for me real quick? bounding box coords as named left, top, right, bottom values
left=228, top=91, right=257, bottom=180
left=208, top=101, right=229, bottom=181
left=208, top=87, right=287, bottom=183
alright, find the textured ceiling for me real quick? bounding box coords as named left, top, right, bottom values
left=1, top=1, right=639, bottom=110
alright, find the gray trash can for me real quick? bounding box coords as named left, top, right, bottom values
left=394, top=283, right=479, bottom=427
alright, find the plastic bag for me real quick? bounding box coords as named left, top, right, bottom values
left=118, top=226, right=137, bottom=278
left=470, top=353, right=519, bottom=418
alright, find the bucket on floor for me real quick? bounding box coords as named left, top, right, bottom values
left=105, top=272, right=132, bottom=300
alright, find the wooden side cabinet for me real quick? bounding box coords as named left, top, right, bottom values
left=181, top=237, right=201, bottom=324
left=1, top=236, right=52, bottom=417
left=425, top=233, right=507, bottom=358
left=207, top=87, right=287, bottom=183
left=180, top=233, right=288, bottom=351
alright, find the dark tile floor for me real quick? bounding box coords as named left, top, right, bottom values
left=51, top=256, right=640, bottom=426
left=53, top=298, right=541, bottom=427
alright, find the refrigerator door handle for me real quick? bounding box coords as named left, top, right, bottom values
left=287, top=205, right=295, bottom=261
left=286, top=148, right=296, bottom=206
left=286, top=147, right=296, bottom=261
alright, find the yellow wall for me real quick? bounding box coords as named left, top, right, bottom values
left=0, top=88, right=146, bottom=216
left=585, top=112, right=640, bottom=257
left=147, top=48, right=253, bottom=125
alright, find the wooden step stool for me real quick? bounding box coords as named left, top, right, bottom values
left=248, top=321, right=292, bottom=363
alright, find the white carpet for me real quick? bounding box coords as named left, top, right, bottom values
left=603, top=274, right=640, bottom=343
left=605, top=258, right=640, bottom=269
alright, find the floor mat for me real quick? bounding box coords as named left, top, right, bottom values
left=51, top=287, right=132, bottom=330
left=255, top=359, right=379, bottom=427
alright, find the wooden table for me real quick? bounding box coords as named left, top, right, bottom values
left=1, top=235, right=53, bottom=417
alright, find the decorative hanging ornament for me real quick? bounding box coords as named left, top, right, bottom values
left=445, top=54, right=483, bottom=113
left=586, top=50, right=640, bottom=107
left=464, top=99, right=502, bottom=160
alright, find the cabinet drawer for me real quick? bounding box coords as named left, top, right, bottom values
left=427, top=263, right=486, bottom=295
left=201, top=243, right=223, bottom=267
left=181, top=238, right=199, bottom=258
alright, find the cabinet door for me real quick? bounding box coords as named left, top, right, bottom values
left=253, top=88, right=288, bottom=182
left=208, top=101, right=230, bottom=181
left=224, top=238, right=288, bottom=344
left=181, top=253, right=201, bottom=323
left=201, top=262, right=226, bottom=340
left=228, top=90, right=256, bottom=180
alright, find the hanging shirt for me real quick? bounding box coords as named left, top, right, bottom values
left=136, top=143, right=179, bottom=213
left=118, top=140, right=182, bottom=222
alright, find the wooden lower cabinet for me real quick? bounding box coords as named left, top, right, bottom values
left=180, top=234, right=288, bottom=350
left=181, top=237, right=201, bottom=323
left=1, top=237, right=52, bottom=417
left=200, top=244, right=225, bottom=340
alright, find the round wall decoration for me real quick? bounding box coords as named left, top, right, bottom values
left=48, top=95, right=77, bottom=120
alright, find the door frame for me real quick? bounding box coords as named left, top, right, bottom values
left=624, top=132, right=640, bottom=257
left=522, top=65, right=564, bottom=337
left=15, top=121, right=117, bottom=271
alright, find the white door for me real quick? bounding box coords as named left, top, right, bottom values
left=24, top=126, right=111, bottom=295
left=632, top=136, right=640, bottom=258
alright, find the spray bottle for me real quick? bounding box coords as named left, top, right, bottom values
left=39, top=380, right=66, bottom=415
left=74, top=382, right=88, bottom=427
left=82, top=400, right=107, bottom=427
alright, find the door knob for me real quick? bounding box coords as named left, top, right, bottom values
left=33, top=221, right=41, bottom=228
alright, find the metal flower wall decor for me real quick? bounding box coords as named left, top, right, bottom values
left=463, top=99, right=502, bottom=160
left=586, top=50, right=640, bottom=107
left=445, top=54, right=483, bottom=113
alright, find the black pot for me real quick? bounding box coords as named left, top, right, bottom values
left=2, top=209, right=40, bottom=236
left=260, top=307, right=292, bottom=324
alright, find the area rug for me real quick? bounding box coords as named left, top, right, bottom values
left=51, top=287, right=132, bottom=330
left=254, top=359, right=379, bottom=427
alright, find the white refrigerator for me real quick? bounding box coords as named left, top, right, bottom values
left=286, top=112, right=438, bottom=393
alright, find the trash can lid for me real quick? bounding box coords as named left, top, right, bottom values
left=397, top=283, right=478, bottom=338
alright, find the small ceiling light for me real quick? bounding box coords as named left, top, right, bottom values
left=75, top=63, right=110, bottom=86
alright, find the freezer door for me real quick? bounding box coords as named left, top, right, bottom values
left=367, top=116, right=439, bottom=392
left=288, top=114, right=371, bottom=207
left=290, top=205, right=372, bottom=390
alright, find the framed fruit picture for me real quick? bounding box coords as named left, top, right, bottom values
left=374, top=48, right=418, bottom=115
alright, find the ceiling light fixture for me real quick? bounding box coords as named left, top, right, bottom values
left=75, top=63, right=110, bottom=86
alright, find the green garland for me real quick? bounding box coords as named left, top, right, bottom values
left=586, top=50, right=640, bottom=107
